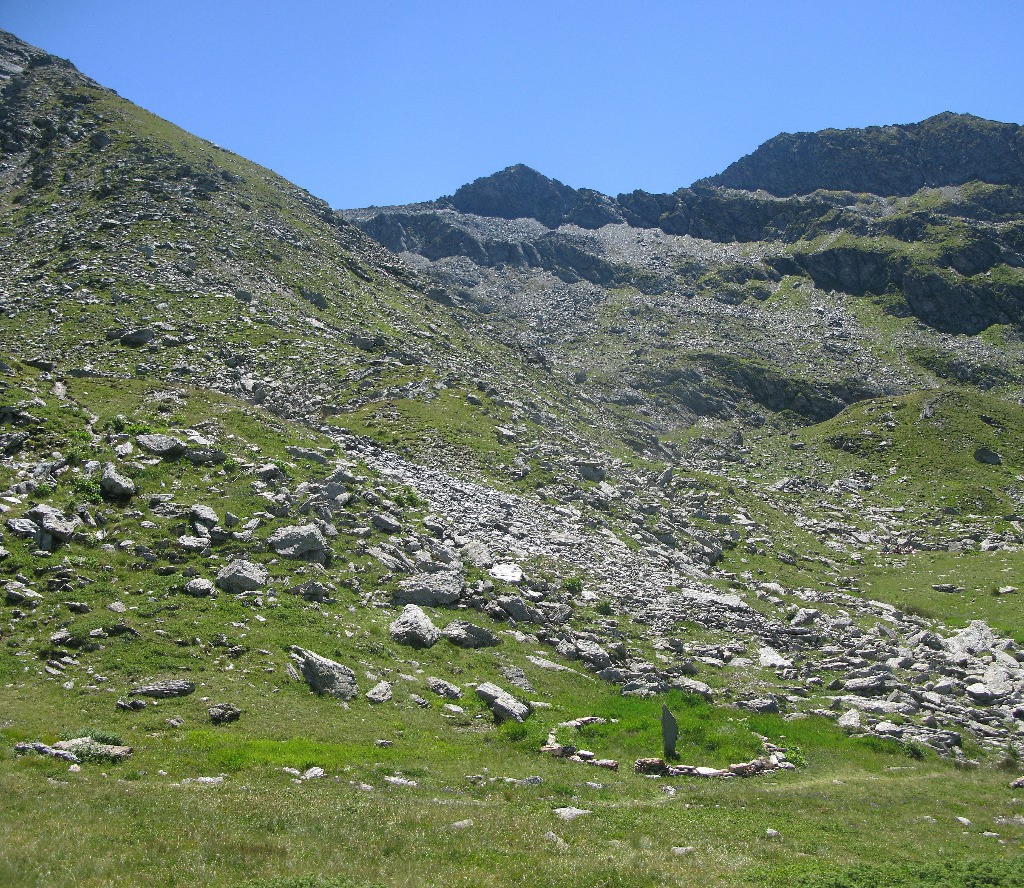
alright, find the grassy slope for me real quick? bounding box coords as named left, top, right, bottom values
left=1, top=367, right=1023, bottom=886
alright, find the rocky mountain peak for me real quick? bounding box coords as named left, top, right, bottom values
left=0, top=30, right=47, bottom=82
left=446, top=163, right=623, bottom=229
left=700, top=111, right=1024, bottom=196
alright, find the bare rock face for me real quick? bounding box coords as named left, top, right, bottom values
left=701, top=113, right=1024, bottom=197
left=389, top=604, right=440, bottom=648
left=290, top=647, right=359, bottom=700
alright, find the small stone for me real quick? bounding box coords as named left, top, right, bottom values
left=366, top=681, right=393, bottom=704
left=553, top=807, right=591, bottom=821
left=208, top=703, right=241, bottom=725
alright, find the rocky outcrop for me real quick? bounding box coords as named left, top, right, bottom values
left=701, top=113, right=1024, bottom=196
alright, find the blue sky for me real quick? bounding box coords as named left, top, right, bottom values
left=3, top=1, right=1022, bottom=209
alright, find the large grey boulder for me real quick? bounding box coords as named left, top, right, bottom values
left=183, top=578, right=216, bottom=597
left=100, top=463, right=136, bottom=499
left=136, top=434, right=187, bottom=458
left=475, top=682, right=530, bottom=722
left=268, top=524, right=329, bottom=562
left=389, top=604, right=440, bottom=648
left=395, top=571, right=462, bottom=607
left=945, top=620, right=997, bottom=656
left=6, top=517, right=39, bottom=538
left=215, top=560, right=268, bottom=594
left=290, top=647, right=359, bottom=700
left=190, top=504, right=220, bottom=527
left=441, top=620, right=498, bottom=648
left=843, top=675, right=888, bottom=696
left=119, top=328, right=155, bottom=347
left=25, top=504, right=81, bottom=542
left=574, top=638, right=613, bottom=670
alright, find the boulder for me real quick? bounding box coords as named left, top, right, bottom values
left=100, top=463, right=136, bottom=499
left=366, top=681, right=393, bottom=704
left=441, top=620, right=499, bottom=648
left=190, top=504, right=220, bottom=527
left=290, top=647, right=359, bottom=700
left=136, top=434, right=186, bottom=458
left=389, top=604, right=440, bottom=648
left=268, top=524, right=329, bottom=562
left=837, top=709, right=862, bottom=730
left=394, top=571, right=462, bottom=607
left=974, top=447, right=1002, bottom=465
left=183, top=578, right=216, bottom=597
left=475, top=682, right=530, bottom=722
left=287, top=580, right=334, bottom=602
left=426, top=677, right=462, bottom=699
left=945, top=620, right=997, bottom=656
left=119, top=328, right=155, bottom=347
left=370, top=512, right=402, bottom=534
left=215, top=560, right=268, bottom=594
left=25, top=504, right=81, bottom=542
left=843, top=675, right=888, bottom=695
left=208, top=703, right=241, bottom=724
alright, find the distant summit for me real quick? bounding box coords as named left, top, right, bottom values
left=699, top=112, right=1024, bottom=196
left=446, top=164, right=623, bottom=229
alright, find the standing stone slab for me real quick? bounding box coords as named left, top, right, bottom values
left=661, top=704, right=678, bottom=760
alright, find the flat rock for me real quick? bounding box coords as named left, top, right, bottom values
left=759, top=647, right=793, bottom=668
left=489, top=563, right=524, bottom=584
left=553, top=806, right=591, bottom=821
left=131, top=679, right=195, bottom=699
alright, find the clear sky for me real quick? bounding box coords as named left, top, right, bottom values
left=2, top=1, right=1022, bottom=209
